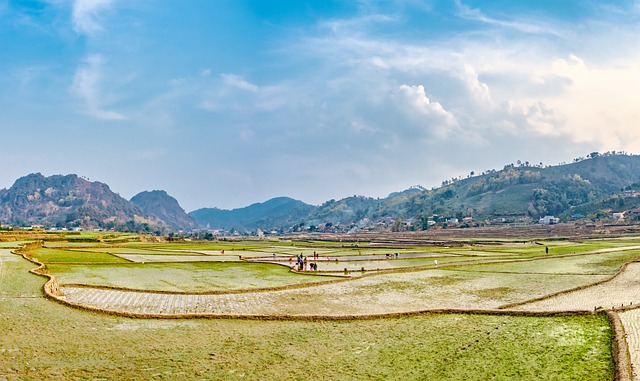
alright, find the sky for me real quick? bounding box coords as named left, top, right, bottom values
left=2, top=0, right=640, bottom=211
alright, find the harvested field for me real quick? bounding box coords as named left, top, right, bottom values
left=510, top=262, right=640, bottom=312
left=7, top=232, right=639, bottom=380
left=2, top=248, right=615, bottom=381
left=461, top=249, right=640, bottom=275
left=59, top=268, right=610, bottom=316
left=49, top=262, right=337, bottom=292
left=619, top=309, right=640, bottom=380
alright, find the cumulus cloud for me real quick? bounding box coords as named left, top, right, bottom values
left=305, top=3, right=640, bottom=155
left=461, top=64, right=492, bottom=104
left=543, top=54, right=640, bottom=149
left=395, top=84, right=457, bottom=138
left=72, top=0, right=114, bottom=35
left=71, top=54, right=126, bottom=120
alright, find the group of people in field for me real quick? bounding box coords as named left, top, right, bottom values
left=291, top=252, right=319, bottom=271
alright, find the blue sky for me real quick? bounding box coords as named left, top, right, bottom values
left=2, top=0, right=640, bottom=211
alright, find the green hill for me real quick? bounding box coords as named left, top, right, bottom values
left=189, top=197, right=315, bottom=231
left=190, top=153, right=640, bottom=233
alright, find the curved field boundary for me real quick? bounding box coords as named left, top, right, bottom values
left=11, top=249, right=62, bottom=299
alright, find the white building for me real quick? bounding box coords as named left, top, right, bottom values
left=539, top=215, right=560, bottom=225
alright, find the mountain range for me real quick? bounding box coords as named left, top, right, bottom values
left=1, top=152, right=639, bottom=233
left=0, top=173, right=195, bottom=233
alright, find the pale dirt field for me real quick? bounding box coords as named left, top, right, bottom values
left=620, top=309, right=640, bottom=381
left=59, top=268, right=608, bottom=316
left=510, top=263, right=640, bottom=312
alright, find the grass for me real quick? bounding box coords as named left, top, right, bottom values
left=31, top=248, right=129, bottom=263
left=0, top=242, right=21, bottom=248
left=7, top=234, right=640, bottom=379
left=0, top=247, right=614, bottom=380
left=114, top=254, right=241, bottom=262
left=67, top=247, right=206, bottom=255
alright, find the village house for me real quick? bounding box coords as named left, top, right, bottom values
left=539, top=216, right=560, bottom=225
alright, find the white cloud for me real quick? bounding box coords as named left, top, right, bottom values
left=542, top=54, right=640, bottom=149
left=221, top=74, right=259, bottom=92
left=195, top=73, right=292, bottom=113
left=395, top=84, right=457, bottom=138
left=301, top=5, right=640, bottom=155
left=71, top=54, right=126, bottom=120
left=454, top=0, right=563, bottom=36
left=461, top=64, right=492, bottom=104
left=319, top=13, right=399, bottom=36
left=72, top=0, right=114, bottom=36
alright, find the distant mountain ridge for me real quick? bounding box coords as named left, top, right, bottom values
left=130, top=190, right=200, bottom=232
left=189, top=197, right=314, bottom=232
left=189, top=153, right=640, bottom=232
left=3, top=153, right=640, bottom=233
left=0, top=173, right=193, bottom=232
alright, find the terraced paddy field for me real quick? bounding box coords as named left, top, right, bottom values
left=9, top=233, right=640, bottom=379
left=510, top=262, right=640, bottom=312
left=115, top=254, right=243, bottom=262
left=1, top=248, right=615, bottom=380
left=31, top=248, right=129, bottom=263
left=60, top=269, right=612, bottom=315
left=252, top=255, right=478, bottom=272
left=48, top=262, right=338, bottom=292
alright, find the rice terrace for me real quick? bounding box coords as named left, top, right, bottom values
left=2, top=227, right=640, bottom=380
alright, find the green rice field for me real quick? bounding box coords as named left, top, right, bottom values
left=0, top=246, right=615, bottom=380
left=5, top=232, right=640, bottom=379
